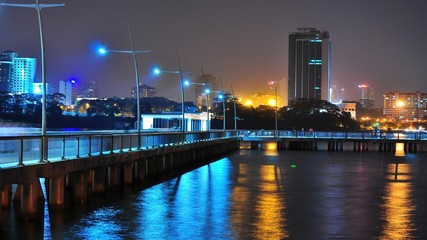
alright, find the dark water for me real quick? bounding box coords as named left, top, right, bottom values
left=2, top=143, right=427, bottom=239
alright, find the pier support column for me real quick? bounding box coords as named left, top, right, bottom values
left=48, top=176, right=65, bottom=210
left=107, top=165, right=120, bottom=190
left=1, top=184, right=12, bottom=208
left=135, top=159, right=146, bottom=181
left=21, top=181, right=39, bottom=219
left=73, top=171, right=87, bottom=203
left=91, top=167, right=106, bottom=194
left=123, top=161, right=134, bottom=186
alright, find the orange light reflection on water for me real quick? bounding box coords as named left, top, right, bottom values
left=380, top=164, right=415, bottom=239
left=254, top=165, right=288, bottom=239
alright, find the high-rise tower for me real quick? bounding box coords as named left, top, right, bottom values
left=0, top=51, right=36, bottom=94
left=0, top=51, right=17, bottom=92
left=288, top=28, right=331, bottom=105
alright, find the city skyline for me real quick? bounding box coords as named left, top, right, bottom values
left=1, top=0, right=427, bottom=107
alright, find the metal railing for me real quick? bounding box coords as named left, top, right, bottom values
left=0, top=130, right=238, bottom=168
left=239, top=129, right=427, bottom=141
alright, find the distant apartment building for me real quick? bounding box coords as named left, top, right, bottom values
left=0, top=50, right=36, bottom=94
left=337, top=101, right=357, bottom=120
left=131, top=84, right=157, bottom=99
left=288, top=28, right=331, bottom=105
left=83, top=79, right=100, bottom=98
left=358, top=84, right=374, bottom=109
left=0, top=51, right=17, bottom=92
left=383, top=91, right=427, bottom=120
left=59, top=79, right=78, bottom=105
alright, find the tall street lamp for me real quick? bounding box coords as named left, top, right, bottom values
left=0, top=0, right=65, bottom=161
left=185, top=81, right=212, bottom=131
left=231, top=85, right=238, bottom=130
left=153, top=51, right=191, bottom=140
left=208, top=89, right=226, bottom=131
left=98, top=21, right=150, bottom=150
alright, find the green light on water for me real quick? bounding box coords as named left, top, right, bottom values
left=291, top=164, right=297, bottom=168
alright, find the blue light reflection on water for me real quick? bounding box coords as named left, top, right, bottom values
left=134, top=159, right=234, bottom=239
left=62, top=158, right=234, bottom=240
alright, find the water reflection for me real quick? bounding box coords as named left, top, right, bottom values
left=254, top=165, right=288, bottom=239
left=380, top=164, right=415, bottom=239
left=134, top=158, right=234, bottom=239
left=4, top=150, right=427, bottom=239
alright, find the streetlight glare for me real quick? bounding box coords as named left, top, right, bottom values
left=218, top=94, right=224, bottom=99
left=183, top=80, right=190, bottom=86
left=153, top=68, right=161, bottom=75
left=98, top=48, right=107, bottom=55
left=205, top=89, right=210, bottom=94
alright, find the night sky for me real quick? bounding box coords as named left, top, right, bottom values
left=1, top=0, right=427, bottom=107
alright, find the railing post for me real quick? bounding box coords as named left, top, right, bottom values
left=120, top=135, right=124, bottom=153
left=110, top=135, right=114, bottom=154
left=76, top=137, right=80, bottom=158
left=128, top=134, right=132, bottom=152
left=62, top=137, right=66, bottom=160
left=100, top=136, right=103, bottom=155
left=18, top=138, right=24, bottom=166
left=39, top=138, right=43, bottom=163
left=88, top=136, right=92, bottom=157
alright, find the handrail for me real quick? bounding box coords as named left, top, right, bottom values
left=0, top=130, right=239, bottom=168
left=238, top=129, right=427, bottom=141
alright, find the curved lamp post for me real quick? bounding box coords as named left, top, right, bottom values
left=184, top=81, right=212, bottom=131
left=98, top=22, right=150, bottom=150
left=0, top=0, right=65, bottom=161
left=207, top=89, right=226, bottom=131
left=153, top=52, right=191, bottom=141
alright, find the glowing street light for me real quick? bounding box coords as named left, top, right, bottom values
left=206, top=89, right=227, bottom=131
left=97, top=21, right=150, bottom=149
left=0, top=0, right=65, bottom=161
left=184, top=81, right=212, bottom=131
left=153, top=52, right=191, bottom=139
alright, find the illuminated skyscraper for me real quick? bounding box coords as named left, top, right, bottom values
left=83, top=78, right=99, bottom=98
left=288, top=28, right=331, bottom=104
left=358, top=83, right=374, bottom=109
left=0, top=51, right=36, bottom=94
left=59, top=79, right=78, bottom=105
left=0, top=51, right=17, bottom=92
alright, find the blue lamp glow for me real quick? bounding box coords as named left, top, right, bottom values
left=218, top=94, right=224, bottom=99
left=153, top=68, right=161, bottom=75
left=184, top=80, right=190, bottom=86
left=70, top=79, right=77, bottom=84
left=98, top=47, right=107, bottom=55
left=205, top=89, right=210, bottom=94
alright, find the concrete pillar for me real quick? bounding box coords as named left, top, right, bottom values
left=21, top=181, right=39, bottom=219
left=135, top=159, right=146, bottom=181
left=107, top=165, right=120, bottom=191
left=123, top=162, right=134, bottom=186
left=1, top=184, right=12, bottom=208
left=91, top=167, right=106, bottom=194
left=48, top=176, right=65, bottom=210
left=73, top=171, right=87, bottom=203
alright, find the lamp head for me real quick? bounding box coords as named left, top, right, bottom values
left=98, top=48, right=107, bottom=55
left=153, top=68, right=161, bottom=75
